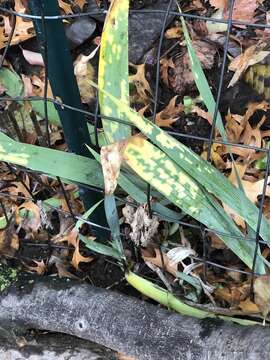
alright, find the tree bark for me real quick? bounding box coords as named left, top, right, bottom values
left=0, top=276, right=269, bottom=360
left=0, top=332, right=116, bottom=359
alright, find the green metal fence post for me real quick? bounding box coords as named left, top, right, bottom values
left=28, top=0, right=107, bottom=238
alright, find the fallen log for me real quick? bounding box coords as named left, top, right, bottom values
left=0, top=332, right=116, bottom=360
left=0, top=276, right=269, bottom=360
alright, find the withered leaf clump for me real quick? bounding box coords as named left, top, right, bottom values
left=122, top=200, right=159, bottom=247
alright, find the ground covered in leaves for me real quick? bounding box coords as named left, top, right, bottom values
left=1, top=0, right=270, bottom=326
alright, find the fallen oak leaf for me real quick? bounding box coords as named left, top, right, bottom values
left=71, top=238, right=94, bottom=270
left=155, top=96, right=183, bottom=128
left=129, top=63, right=152, bottom=105
left=25, top=260, right=46, bottom=275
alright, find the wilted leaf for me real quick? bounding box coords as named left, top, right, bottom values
left=100, top=142, right=126, bottom=195
left=122, top=201, right=159, bottom=247
left=142, top=248, right=178, bottom=277
left=254, top=275, right=270, bottom=318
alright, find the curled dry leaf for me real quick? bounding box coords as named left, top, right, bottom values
left=101, top=141, right=126, bottom=195
left=122, top=201, right=159, bottom=247
left=167, top=246, right=196, bottom=264
left=254, top=275, right=270, bottom=319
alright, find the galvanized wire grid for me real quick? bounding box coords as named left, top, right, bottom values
left=0, top=0, right=270, bottom=286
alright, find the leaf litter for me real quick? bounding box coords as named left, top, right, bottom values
left=2, top=0, right=270, bottom=322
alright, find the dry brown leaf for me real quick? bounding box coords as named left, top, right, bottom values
left=31, top=72, right=54, bottom=98
left=165, top=26, right=182, bottom=39
left=209, top=0, right=227, bottom=9
left=58, top=0, right=72, bottom=14
left=3, top=180, right=32, bottom=199
left=209, top=233, right=226, bottom=249
left=101, top=142, right=126, bottom=195
left=211, top=0, right=259, bottom=24
left=254, top=275, right=270, bottom=318
left=160, top=57, right=175, bottom=87
left=155, top=96, right=183, bottom=128
left=228, top=0, right=258, bottom=24
left=0, top=0, right=34, bottom=49
left=116, top=353, right=137, bottom=360
left=26, top=260, right=46, bottom=275
left=215, top=286, right=242, bottom=306
left=129, top=64, right=152, bottom=105
left=76, top=0, right=88, bottom=10
left=141, top=248, right=177, bottom=277
left=228, top=43, right=270, bottom=87
left=239, top=298, right=259, bottom=314
left=0, top=221, right=19, bottom=258
left=71, top=238, right=94, bottom=270
left=50, top=255, right=78, bottom=279
left=201, top=143, right=228, bottom=170
left=52, top=215, right=76, bottom=245
left=192, top=106, right=213, bottom=125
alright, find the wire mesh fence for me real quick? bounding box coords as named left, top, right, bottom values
left=0, top=0, right=270, bottom=295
